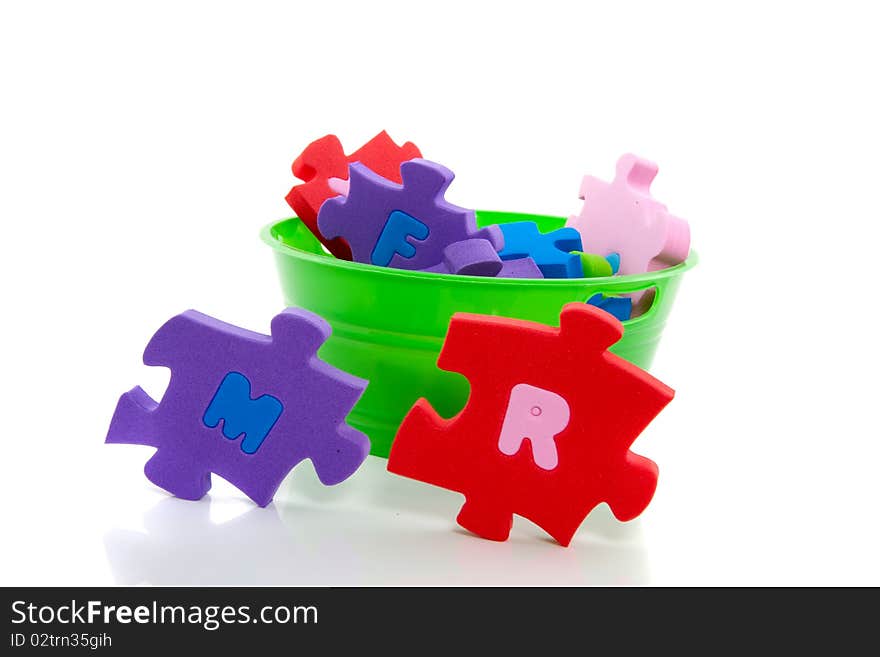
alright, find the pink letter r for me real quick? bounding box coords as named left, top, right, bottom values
left=497, top=383, right=570, bottom=470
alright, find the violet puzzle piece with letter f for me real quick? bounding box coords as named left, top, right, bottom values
left=318, top=158, right=502, bottom=272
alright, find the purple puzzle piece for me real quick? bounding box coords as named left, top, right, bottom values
left=317, top=159, right=503, bottom=271
left=497, top=257, right=544, bottom=279
left=421, top=241, right=543, bottom=278
left=421, top=238, right=503, bottom=276
left=105, top=308, right=370, bottom=507
left=441, top=238, right=502, bottom=276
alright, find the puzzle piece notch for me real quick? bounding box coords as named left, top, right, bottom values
left=387, top=303, right=673, bottom=546
left=497, top=221, right=584, bottom=278
left=106, top=308, right=370, bottom=507
left=318, top=159, right=502, bottom=271
left=568, top=153, right=690, bottom=276
left=347, top=130, right=422, bottom=181
left=286, top=131, right=422, bottom=260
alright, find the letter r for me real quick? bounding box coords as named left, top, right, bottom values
left=497, top=383, right=570, bottom=470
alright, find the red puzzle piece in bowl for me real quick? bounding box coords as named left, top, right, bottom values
left=387, top=303, right=674, bottom=546
left=285, top=131, right=422, bottom=260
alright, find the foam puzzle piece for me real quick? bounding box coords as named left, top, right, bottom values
left=421, top=239, right=503, bottom=277
left=203, top=372, right=283, bottom=454
left=586, top=293, right=633, bottom=322
left=572, top=251, right=613, bottom=278
left=372, top=210, right=429, bottom=266
left=387, top=303, right=673, bottom=546
left=605, top=252, right=621, bottom=274
left=497, top=257, right=544, bottom=279
left=286, top=131, right=422, bottom=260
left=106, top=308, right=370, bottom=507
left=497, top=221, right=584, bottom=278
left=568, top=154, right=690, bottom=275
left=441, top=239, right=503, bottom=277
left=318, top=159, right=502, bottom=271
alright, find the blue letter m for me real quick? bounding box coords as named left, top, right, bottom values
left=203, top=372, right=283, bottom=454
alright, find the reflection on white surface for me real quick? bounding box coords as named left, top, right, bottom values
left=103, top=456, right=649, bottom=585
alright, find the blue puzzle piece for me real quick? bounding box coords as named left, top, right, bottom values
left=203, top=372, right=283, bottom=454
left=497, top=222, right=584, bottom=278
left=586, top=293, right=632, bottom=321
left=371, top=210, right=430, bottom=266
left=606, top=253, right=621, bottom=274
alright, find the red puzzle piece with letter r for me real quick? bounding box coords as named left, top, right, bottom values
left=285, top=131, right=422, bottom=260
left=387, top=303, right=674, bottom=546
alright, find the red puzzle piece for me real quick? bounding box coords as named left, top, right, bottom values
left=285, top=131, right=422, bottom=260
left=387, top=303, right=674, bottom=546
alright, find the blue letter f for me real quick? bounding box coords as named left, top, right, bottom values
left=371, top=210, right=430, bottom=266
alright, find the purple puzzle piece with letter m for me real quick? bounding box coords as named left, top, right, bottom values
left=317, top=158, right=503, bottom=271
left=106, top=308, right=370, bottom=507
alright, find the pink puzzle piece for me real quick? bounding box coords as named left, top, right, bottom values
left=327, top=177, right=349, bottom=196
left=567, top=154, right=690, bottom=275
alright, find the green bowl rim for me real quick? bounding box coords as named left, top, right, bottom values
left=260, top=213, right=699, bottom=286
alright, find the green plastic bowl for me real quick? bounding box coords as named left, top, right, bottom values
left=261, top=210, right=697, bottom=457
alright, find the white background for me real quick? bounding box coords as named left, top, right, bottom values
left=1, top=0, right=878, bottom=585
